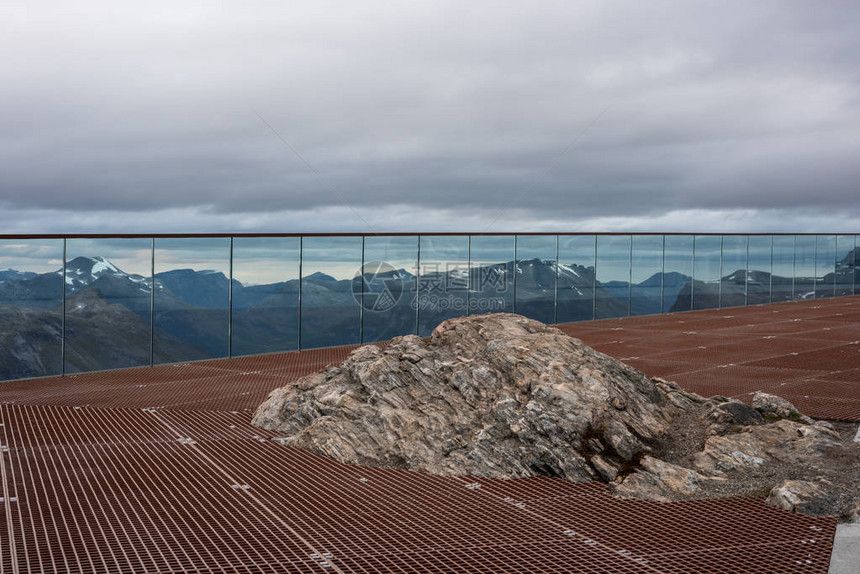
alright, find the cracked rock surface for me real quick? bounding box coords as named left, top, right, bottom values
left=253, top=313, right=858, bottom=518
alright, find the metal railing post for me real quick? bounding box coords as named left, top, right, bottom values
left=61, top=238, right=66, bottom=376
left=627, top=235, right=632, bottom=317
left=718, top=235, right=723, bottom=309
left=150, top=237, right=155, bottom=366
left=769, top=235, right=773, bottom=303
left=359, top=235, right=365, bottom=344
left=660, top=235, right=666, bottom=314
left=415, top=235, right=421, bottom=335
left=466, top=235, right=472, bottom=317
left=691, top=235, right=696, bottom=310
left=228, top=237, right=233, bottom=358
left=512, top=235, right=518, bottom=315
left=591, top=235, right=597, bottom=320
left=553, top=234, right=559, bottom=325
left=297, top=236, right=303, bottom=350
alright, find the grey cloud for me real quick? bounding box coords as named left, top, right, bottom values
left=1, top=1, right=859, bottom=231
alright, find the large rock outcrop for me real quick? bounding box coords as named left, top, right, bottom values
left=253, top=313, right=857, bottom=517
left=253, top=313, right=703, bottom=481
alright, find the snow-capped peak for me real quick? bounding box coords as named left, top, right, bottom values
left=90, top=256, right=121, bottom=276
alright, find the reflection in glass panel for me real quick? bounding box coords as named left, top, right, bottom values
left=595, top=235, right=631, bottom=319
left=772, top=236, right=795, bottom=302
left=747, top=236, right=772, bottom=305
left=663, top=235, right=693, bottom=313
left=835, top=236, right=855, bottom=297
left=692, top=236, right=721, bottom=310
left=794, top=236, right=816, bottom=300
left=300, top=236, right=362, bottom=348
left=630, top=235, right=663, bottom=316
left=232, top=237, right=300, bottom=356
left=556, top=235, right=595, bottom=323
left=418, top=236, right=469, bottom=336
left=64, top=238, right=152, bottom=373
left=470, top=235, right=514, bottom=316
left=515, top=235, right=557, bottom=324
left=153, top=237, right=230, bottom=363
left=855, top=236, right=860, bottom=295
left=361, top=236, right=418, bottom=343
left=0, top=239, right=64, bottom=380
left=720, top=235, right=747, bottom=308
left=815, top=235, right=836, bottom=299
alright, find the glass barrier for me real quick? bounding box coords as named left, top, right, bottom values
left=0, top=238, right=64, bottom=379
left=772, top=235, right=795, bottom=302
left=417, top=236, right=469, bottom=337
left=300, top=236, right=362, bottom=348
left=231, top=237, right=300, bottom=356
left=815, top=235, right=837, bottom=299
left=794, top=236, right=816, bottom=300
left=692, top=236, right=721, bottom=310
left=630, top=235, right=663, bottom=316
left=1, top=233, right=858, bottom=382
left=515, top=235, right=557, bottom=324
left=747, top=236, right=772, bottom=305
left=720, top=235, right=748, bottom=308
left=153, top=237, right=231, bottom=363
left=855, top=235, right=860, bottom=295
left=64, top=238, right=152, bottom=373
left=470, top=235, right=514, bottom=316
left=595, top=235, right=631, bottom=319
left=663, top=235, right=694, bottom=313
left=361, top=236, right=418, bottom=343
left=557, top=235, right=596, bottom=323
left=835, top=235, right=855, bottom=297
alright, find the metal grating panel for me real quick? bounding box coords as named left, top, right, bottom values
left=0, top=404, right=838, bottom=573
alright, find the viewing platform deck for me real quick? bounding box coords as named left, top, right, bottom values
left=0, top=297, right=856, bottom=573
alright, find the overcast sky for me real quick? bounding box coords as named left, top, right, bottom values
left=1, top=0, right=858, bottom=234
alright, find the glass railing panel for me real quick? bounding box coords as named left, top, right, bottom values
left=794, top=236, right=816, bottom=300
left=153, top=237, right=230, bottom=363
left=64, top=238, right=152, bottom=373
left=417, top=235, right=469, bottom=336
left=557, top=235, right=596, bottom=323
left=0, top=238, right=64, bottom=380
left=692, top=235, right=721, bottom=310
left=361, top=236, right=418, bottom=343
left=815, top=235, right=837, bottom=299
left=720, top=235, right=748, bottom=308
left=772, top=236, right=795, bottom=302
left=835, top=235, right=855, bottom=297
left=747, top=236, right=772, bottom=305
left=469, top=235, right=514, bottom=316
left=300, top=236, right=362, bottom=348
left=231, top=237, right=300, bottom=356
left=663, top=235, right=694, bottom=313
left=515, top=235, right=557, bottom=324
left=630, top=235, right=663, bottom=316
left=854, top=235, right=860, bottom=296
left=595, top=235, right=631, bottom=319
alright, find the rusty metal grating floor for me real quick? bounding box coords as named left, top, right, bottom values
left=1, top=297, right=856, bottom=572
left=0, top=405, right=837, bottom=573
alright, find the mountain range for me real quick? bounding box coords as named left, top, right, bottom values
left=1, top=251, right=856, bottom=381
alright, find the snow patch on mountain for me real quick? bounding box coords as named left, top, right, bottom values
left=555, top=263, right=581, bottom=278
left=91, top=257, right=120, bottom=276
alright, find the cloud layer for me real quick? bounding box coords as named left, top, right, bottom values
left=2, top=1, right=859, bottom=233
